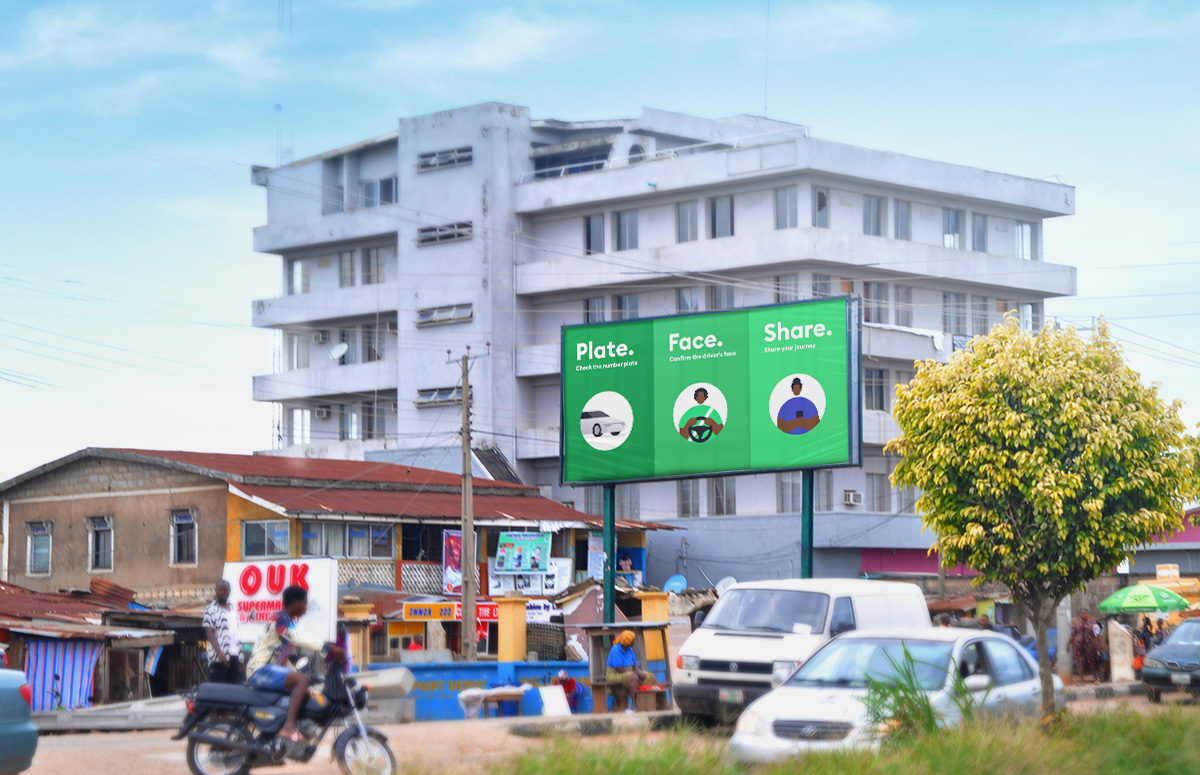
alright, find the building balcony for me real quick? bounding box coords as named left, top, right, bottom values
left=252, top=283, right=401, bottom=329
left=253, top=358, right=396, bottom=402
left=515, top=425, right=559, bottom=461
left=253, top=205, right=401, bottom=254
left=516, top=227, right=1076, bottom=299
left=862, top=325, right=950, bottom=364
left=863, top=410, right=902, bottom=448
left=516, top=343, right=560, bottom=378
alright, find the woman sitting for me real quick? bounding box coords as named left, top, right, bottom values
left=606, top=630, right=651, bottom=712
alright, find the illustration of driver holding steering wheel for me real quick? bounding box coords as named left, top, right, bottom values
left=678, top=386, right=724, bottom=443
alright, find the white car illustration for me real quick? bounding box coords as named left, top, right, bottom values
left=581, top=410, right=625, bottom=438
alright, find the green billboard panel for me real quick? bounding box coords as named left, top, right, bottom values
left=561, top=297, right=862, bottom=484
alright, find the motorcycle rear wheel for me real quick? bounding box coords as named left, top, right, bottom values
left=186, top=714, right=252, bottom=775
left=337, top=730, right=396, bottom=775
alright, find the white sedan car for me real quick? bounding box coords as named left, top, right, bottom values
left=731, top=627, right=1062, bottom=763
left=580, top=410, right=625, bottom=438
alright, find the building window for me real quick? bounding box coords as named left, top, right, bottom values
left=415, top=303, right=473, bottom=327
left=418, top=146, right=472, bottom=171
left=972, top=213, right=987, bottom=252
left=614, top=293, right=639, bottom=321
left=243, top=520, right=289, bottom=559
left=812, top=187, right=829, bottom=228
left=814, top=470, right=833, bottom=511
left=775, top=186, right=798, bottom=230
left=359, top=177, right=396, bottom=208
left=897, top=485, right=919, bottom=514
left=290, top=408, right=311, bottom=445
left=865, top=474, right=891, bottom=512
left=864, top=368, right=888, bottom=412
left=863, top=282, right=889, bottom=324
left=972, top=295, right=989, bottom=336
left=1016, top=222, right=1034, bottom=260
left=287, top=259, right=309, bottom=295
left=709, top=476, right=736, bottom=516
left=416, top=386, right=463, bottom=406
left=584, top=297, right=605, bottom=323
left=1019, top=301, right=1043, bottom=332
left=417, top=222, right=472, bottom=246
left=171, top=510, right=198, bottom=565
left=778, top=471, right=803, bottom=513
left=678, top=480, right=699, bottom=518
left=363, top=400, right=385, bottom=440
left=584, top=214, right=604, bottom=254
left=616, top=209, right=638, bottom=251
left=863, top=195, right=883, bottom=236
left=895, top=200, right=911, bottom=241
left=616, top=484, right=640, bottom=520
left=894, top=285, right=913, bottom=327
left=339, top=328, right=358, bottom=365
left=347, top=524, right=394, bottom=559
left=362, top=323, right=385, bottom=362
left=627, top=144, right=645, bottom=164
left=709, top=284, right=735, bottom=311
left=362, top=246, right=388, bottom=284
left=943, top=292, right=967, bottom=335
left=811, top=273, right=832, bottom=299
left=338, top=251, right=355, bottom=288
left=709, top=195, right=734, bottom=238
left=301, top=521, right=345, bottom=557
left=25, top=521, right=51, bottom=576
left=943, top=209, right=963, bottom=249
left=87, top=516, right=113, bottom=571
left=340, top=403, right=360, bottom=440
left=775, top=274, right=800, bottom=304
left=676, top=201, right=699, bottom=243
left=286, top=333, right=308, bottom=371
left=677, top=286, right=700, bottom=314
left=584, top=487, right=603, bottom=516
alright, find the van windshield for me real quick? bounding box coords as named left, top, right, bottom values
left=703, top=589, right=829, bottom=634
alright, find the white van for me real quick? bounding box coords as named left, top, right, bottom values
left=673, top=578, right=930, bottom=724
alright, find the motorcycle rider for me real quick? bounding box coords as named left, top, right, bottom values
left=245, top=585, right=342, bottom=744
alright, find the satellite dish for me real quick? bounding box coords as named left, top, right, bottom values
left=328, top=342, right=349, bottom=360
left=716, top=576, right=737, bottom=595
left=663, top=574, right=687, bottom=593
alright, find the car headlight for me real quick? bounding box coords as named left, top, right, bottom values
left=1144, top=658, right=1165, bottom=669
left=772, top=661, right=798, bottom=684
left=735, top=710, right=770, bottom=737
left=679, top=655, right=700, bottom=671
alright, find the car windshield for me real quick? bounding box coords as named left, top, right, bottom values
left=581, top=411, right=606, bottom=419
left=786, top=638, right=953, bottom=691
left=702, top=589, right=829, bottom=634
left=1166, top=620, right=1200, bottom=646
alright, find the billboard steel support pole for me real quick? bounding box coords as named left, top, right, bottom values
left=801, top=469, right=814, bottom=578
left=603, top=483, right=616, bottom=623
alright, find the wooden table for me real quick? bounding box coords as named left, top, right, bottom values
left=481, top=689, right=527, bottom=718
left=577, top=622, right=672, bottom=713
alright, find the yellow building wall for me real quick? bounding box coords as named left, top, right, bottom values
left=225, top=493, right=298, bottom=561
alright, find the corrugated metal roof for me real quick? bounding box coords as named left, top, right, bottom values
left=0, top=617, right=170, bottom=642
left=0, top=582, right=111, bottom=622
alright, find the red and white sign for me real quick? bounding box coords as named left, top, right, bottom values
left=223, top=558, right=338, bottom=646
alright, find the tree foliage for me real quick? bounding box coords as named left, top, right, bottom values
left=887, top=316, right=1196, bottom=714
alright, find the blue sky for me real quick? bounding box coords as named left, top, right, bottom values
left=1, top=0, right=1198, bottom=481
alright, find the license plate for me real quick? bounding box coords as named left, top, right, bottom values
left=719, top=689, right=744, bottom=703
left=1171, top=672, right=1191, bottom=685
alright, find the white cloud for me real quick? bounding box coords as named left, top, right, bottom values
left=684, top=0, right=916, bottom=55
left=1050, top=1, right=1200, bottom=45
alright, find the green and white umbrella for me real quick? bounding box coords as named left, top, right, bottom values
left=1097, top=584, right=1191, bottom=614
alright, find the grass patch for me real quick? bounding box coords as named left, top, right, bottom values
left=495, top=708, right=1200, bottom=775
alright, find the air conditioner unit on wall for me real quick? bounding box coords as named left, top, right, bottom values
left=312, top=330, right=330, bottom=344
left=843, top=490, right=863, bottom=506
left=314, top=406, right=331, bottom=420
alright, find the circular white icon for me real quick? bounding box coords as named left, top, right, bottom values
left=767, top=374, right=827, bottom=436
left=580, top=391, right=634, bottom=451
left=672, top=383, right=729, bottom=444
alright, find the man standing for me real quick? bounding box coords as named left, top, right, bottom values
left=203, top=580, right=241, bottom=683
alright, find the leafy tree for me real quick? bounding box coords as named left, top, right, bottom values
left=887, top=317, right=1196, bottom=717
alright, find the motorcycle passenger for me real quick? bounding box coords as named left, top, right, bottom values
left=245, top=585, right=342, bottom=743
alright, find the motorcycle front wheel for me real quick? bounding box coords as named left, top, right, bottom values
left=186, top=714, right=252, bottom=775
left=337, top=730, right=396, bottom=775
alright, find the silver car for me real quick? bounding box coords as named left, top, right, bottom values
left=730, top=627, right=1062, bottom=763
left=580, top=410, right=625, bottom=438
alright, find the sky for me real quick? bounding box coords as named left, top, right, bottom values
left=1, top=0, right=1199, bottom=483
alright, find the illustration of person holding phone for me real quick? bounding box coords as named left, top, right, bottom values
left=776, top=377, right=821, bottom=434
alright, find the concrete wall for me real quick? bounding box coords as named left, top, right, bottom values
left=4, top=458, right=228, bottom=594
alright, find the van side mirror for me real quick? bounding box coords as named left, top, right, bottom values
left=693, top=609, right=707, bottom=629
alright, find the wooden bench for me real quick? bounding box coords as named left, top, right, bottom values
left=481, top=689, right=527, bottom=718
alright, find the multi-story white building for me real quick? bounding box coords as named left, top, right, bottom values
left=250, top=102, right=1075, bottom=583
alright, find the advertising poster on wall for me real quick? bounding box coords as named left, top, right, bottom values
left=493, top=532, right=553, bottom=574
left=586, top=532, right=604, bottom=580
left=442, top=529, right=463, bottom=596
left=561, top=297, right=861, bottom=484
left=543, top=557, right=573, bottom=595
left=222, top=558, right=338, bottom=647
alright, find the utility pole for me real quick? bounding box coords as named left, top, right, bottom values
left=460, top=353, right=477, bottom=661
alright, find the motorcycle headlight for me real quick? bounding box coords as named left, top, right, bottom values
left=772, top=661, right=798, bottom=685
left=735, top=709, right=770, bottom=737
left=354, top=686, right=369, bottom=709
left=1144, top=658, right=1165, bottom=669
left=679, top=655, right=700, bottom=671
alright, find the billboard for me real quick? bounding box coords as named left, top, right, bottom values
left=493, top=532, right=552, bottom=574
left=223, top=558, right=338, bottom=648
left=442, top=529, right=463, bottom=596
left=561, top=297, right=861, bottom=484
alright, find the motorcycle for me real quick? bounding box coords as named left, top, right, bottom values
left=173, top=656, right=395, bottom=775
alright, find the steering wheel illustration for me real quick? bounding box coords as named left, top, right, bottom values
left=688, top=421, right=714, bottom=443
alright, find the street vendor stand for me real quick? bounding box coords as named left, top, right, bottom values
left=578, top=622, right=671, bottom=712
